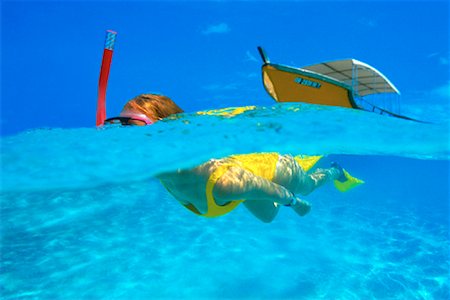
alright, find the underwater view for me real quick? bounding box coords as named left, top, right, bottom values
left=1, top=104, right=449, bottom=299
left=1, top=1, right=449, bottom=299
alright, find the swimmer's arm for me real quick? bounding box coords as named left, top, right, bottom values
left=212, top=167, right=294, bottom=205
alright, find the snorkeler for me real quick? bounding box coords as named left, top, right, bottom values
left=104, top=93, right=184, bottom=125
left=105, top=93, right=363, bottom=223
left=157, top=153, right=360, bottom=222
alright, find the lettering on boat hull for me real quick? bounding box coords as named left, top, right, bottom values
left=294, top=77, right=322, bottom=89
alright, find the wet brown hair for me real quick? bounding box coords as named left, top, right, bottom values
left=122, top=94, right=184, bottom=121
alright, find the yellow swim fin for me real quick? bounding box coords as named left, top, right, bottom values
left=334, top=169, right=364, bottom=192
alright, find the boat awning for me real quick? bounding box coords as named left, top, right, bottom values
left=301, top=59, right=400, bottom=97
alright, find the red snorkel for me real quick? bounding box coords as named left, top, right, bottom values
left=96, top=30, right=117, bottom=126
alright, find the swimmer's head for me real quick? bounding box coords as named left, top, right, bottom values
left=104, top=94, right=184, bottom=126
left=121, top=94, right=184, bottom=124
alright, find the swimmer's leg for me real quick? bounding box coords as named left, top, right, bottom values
left=243, top=201, right=280, bottom=223
left=274, top=155, right=342, bottom=196
left=214, top=166, right=313, bottom=222
left=213, top=166, right=295, bottom=206
left=295, top=166, right=343, bottom=196
left=244, top=196, right=313, bottom=222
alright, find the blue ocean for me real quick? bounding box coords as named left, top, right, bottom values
left=1, top=103, right=449, bottom=299
left=2, top=1, right=449, bottom=299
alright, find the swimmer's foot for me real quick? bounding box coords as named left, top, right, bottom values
left=331, top=163, right=365, bottom=192
left=291, top=198, right=311, bottom=217
left=331, top=162, right=347, bottom=182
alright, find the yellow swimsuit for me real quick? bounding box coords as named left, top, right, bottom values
left=185, top=153, right=280, bottom=218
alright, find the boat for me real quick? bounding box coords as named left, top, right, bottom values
left=257, top=47, right=423, bottom=122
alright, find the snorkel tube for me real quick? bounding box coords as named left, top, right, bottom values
left=96, top=30, right=117, bottom=126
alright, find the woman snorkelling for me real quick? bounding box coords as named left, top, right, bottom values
left=105, top=93, right=362, bottom=223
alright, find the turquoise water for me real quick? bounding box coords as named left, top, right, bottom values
left=1, top=103, right=449, bottom=299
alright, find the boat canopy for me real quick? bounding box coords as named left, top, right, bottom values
left=301, top=59, right=400, bottom=97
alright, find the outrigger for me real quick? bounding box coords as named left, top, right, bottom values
left=257, top=47, right=424, bottom=122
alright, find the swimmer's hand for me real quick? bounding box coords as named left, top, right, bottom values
left=285, top=195, right=311, bottom=217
